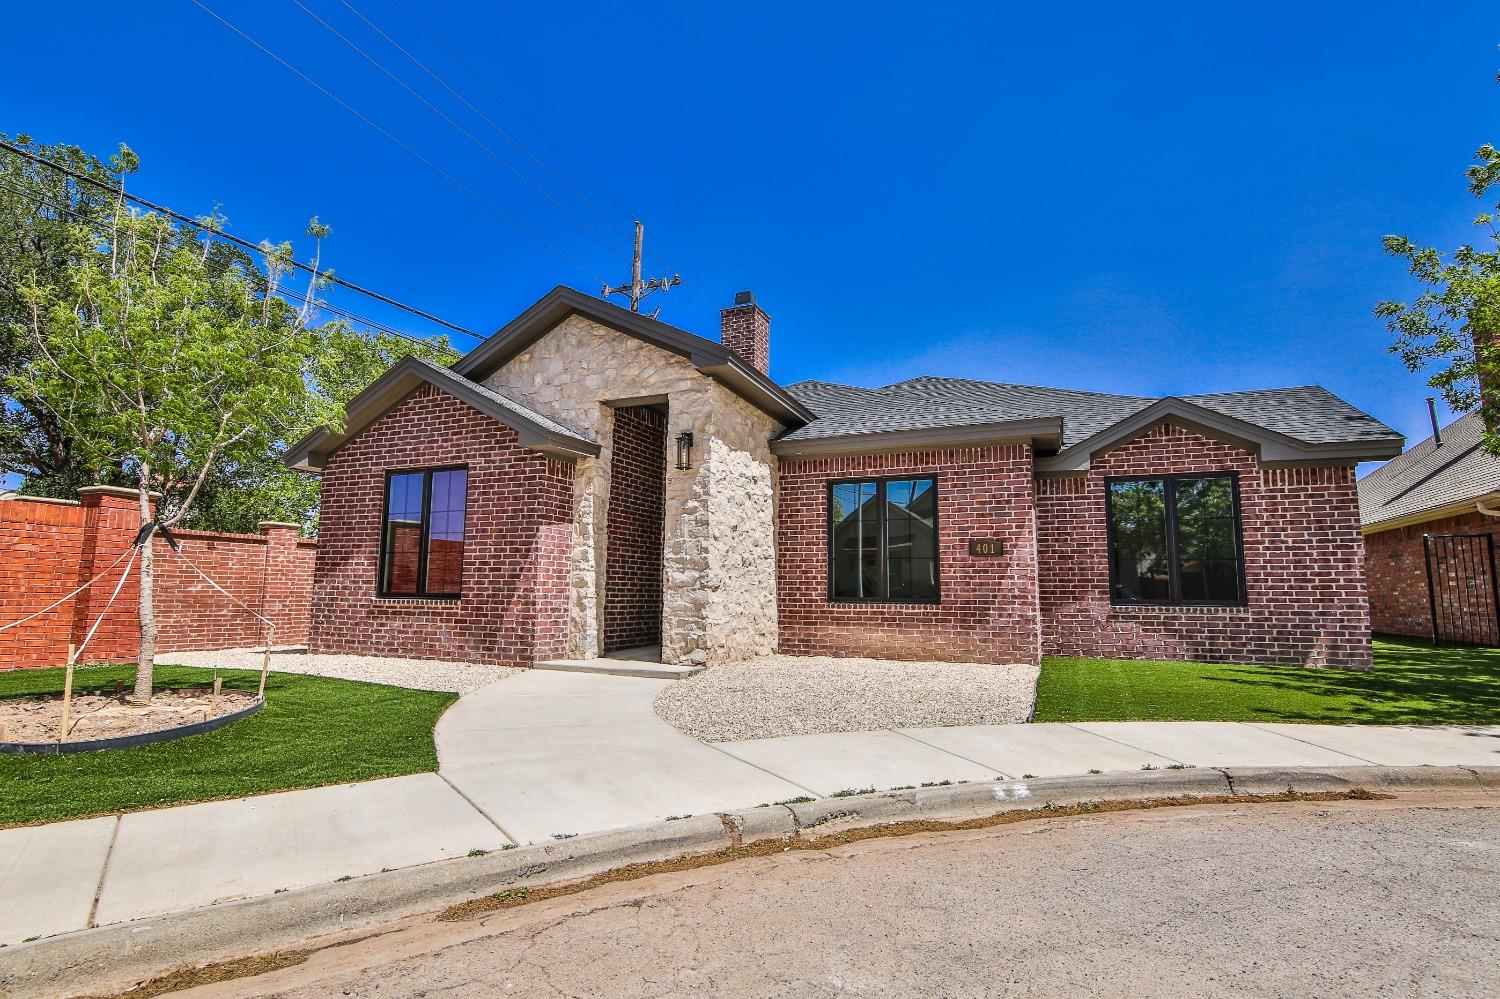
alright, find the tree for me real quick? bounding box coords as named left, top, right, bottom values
left=13, top=209, right=335, bottom=701
left=181, top=325, right=455, bottom=535
left=0, top=133, right=137, bottom=494
left=1, top=136, right=456, bottom=533
left=1378, top=141, right=1500, bottom=453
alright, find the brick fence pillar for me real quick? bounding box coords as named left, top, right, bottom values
left=258, top=521, right=303, bottom=647
left=71, top=486, right=154, bottom=663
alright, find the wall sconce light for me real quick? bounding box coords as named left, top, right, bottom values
left=675, top=431, right=695, bottom=470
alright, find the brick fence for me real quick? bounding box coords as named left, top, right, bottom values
left=0, top=486, right=315, bottom=670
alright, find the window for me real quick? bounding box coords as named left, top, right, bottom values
left=829, top=477, right=938, bottom=602
left=1106, top=473, right=1244, bottom=606
left=380, top=467, right=468, bottom=597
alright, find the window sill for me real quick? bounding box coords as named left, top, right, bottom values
left=1108, top=603, right=1250, bottom=615
left=827, top=598, right=942, bottom=607
left=371, top=596, right=462, bottom=608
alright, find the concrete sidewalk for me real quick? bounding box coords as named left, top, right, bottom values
left=3, top=668, right=1499, bottom=946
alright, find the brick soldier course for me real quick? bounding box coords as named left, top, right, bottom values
left=287, top=285, right=1404, bottom=671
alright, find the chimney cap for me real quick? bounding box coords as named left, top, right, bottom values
left=733, top=290, right=756, bottom=306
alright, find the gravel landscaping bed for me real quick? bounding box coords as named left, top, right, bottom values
left=654, top=655, right=1040, bottom=742
left=160, top=647, right=515, bottom=695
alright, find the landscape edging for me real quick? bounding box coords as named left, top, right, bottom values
left=4, top=766, right=1494, bottom=999
left=0, top=697, right=265, bottom=756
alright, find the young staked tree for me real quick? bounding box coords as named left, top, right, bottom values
left=13, top=208, right=337, bottom=702
left=1378, top=139, right=1500, bottom=452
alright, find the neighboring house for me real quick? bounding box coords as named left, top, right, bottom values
left=287, top=286, right=1402, bottom=670
left=1360, top=411, right=1500, bottom=644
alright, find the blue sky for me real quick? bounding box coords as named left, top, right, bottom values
left=6, top=1, right=1500, bottom=472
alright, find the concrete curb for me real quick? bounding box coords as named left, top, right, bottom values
left=5, top=766, right=1495, bottom=999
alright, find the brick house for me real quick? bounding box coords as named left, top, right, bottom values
left=288, top=286, right=1402, bottom=670
left=1360, top=410, right=1500, bottom=644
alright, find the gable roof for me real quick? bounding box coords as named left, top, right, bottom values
left=1359, top=411, right=1500, bottom=531
left=284, top=356, right=599, bottom=472
left=453, top=286, right=814, bottom=426
left=775, top=376, right=1403, bottom=466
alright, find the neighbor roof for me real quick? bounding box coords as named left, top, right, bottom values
left=1359, top=411, right=1500, bottom=530
left=285, top=356, right=599, bottom=472
left=776, top=376, right=1403, bottom=467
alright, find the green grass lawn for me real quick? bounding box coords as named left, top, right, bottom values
left=0, top=664, right=455, bottom=827
left=1033, top=636, right=1500, bottom=725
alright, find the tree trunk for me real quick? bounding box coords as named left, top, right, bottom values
left=133, top=484, right=156, bottom=703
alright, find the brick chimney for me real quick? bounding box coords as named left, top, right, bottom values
left=720, top=291, right=770, bottom=376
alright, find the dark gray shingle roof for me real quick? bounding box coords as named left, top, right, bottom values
left=1359, top=411, right=1500, bottom=527
left=1182, top=386, right=1399, bottom=446
left=782, top=376, right=1398, bottom=453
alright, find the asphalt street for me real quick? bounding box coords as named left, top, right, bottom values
left=182, top=795, right=1500, bottom=998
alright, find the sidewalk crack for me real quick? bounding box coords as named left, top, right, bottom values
left=88, top=814, right=122, bottom=928
left=890, top=729, right=1013, bottom=778
left=438, top=773, right=520, bottom=847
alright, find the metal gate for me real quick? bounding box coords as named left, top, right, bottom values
left=1423, top=534, right=1500, bottom=646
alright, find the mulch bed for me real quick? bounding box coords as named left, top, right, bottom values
left=0, top=687, right=257, bottom=744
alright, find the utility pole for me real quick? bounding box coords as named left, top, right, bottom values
left=602, top=221, right=680, bottom=315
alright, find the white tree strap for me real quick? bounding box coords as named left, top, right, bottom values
left=68, top=546, right=140, bottom=666
left=0, top=545, right=137, bottom=634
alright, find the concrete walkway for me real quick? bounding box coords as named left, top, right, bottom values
left=4, top=668, right=1499, bottom=947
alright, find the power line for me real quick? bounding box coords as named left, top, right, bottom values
left=185, top=0, right=605, bottom=285
left=339, top=0, right=633, bottom=244
left=0, top=137, right=482, bottom=342
left=388, top=0, right=640, bottom=229
left=290, top=0, right=622, bottom=261
left=382, top=0, right=732, bottom=316
left=0, top=176, right=453, bottom=352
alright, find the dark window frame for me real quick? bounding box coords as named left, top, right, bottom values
left=1104, top=472, right=1247, bottom=607
left=826, top=475, right=942, bottom=604
left=378, top=465, right=469, bottom=599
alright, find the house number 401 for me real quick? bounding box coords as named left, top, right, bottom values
left=969, top=539, right=1003, bottom=557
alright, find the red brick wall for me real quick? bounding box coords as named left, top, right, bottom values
left=777, top=445, right=1042, bottom=663
left=152, top=524, right=311, bottom=653
left=1038, top=420, right=1372, bottom=668
left=604, top=405, right=666, bottom=652
left=1, top=497, right=89, bottom=668
left=1363, top=509, right=1500, bottom=640
left=309, top=383, right=575, bottom=666
left=720, top=301, right=771, bottom=375
left=0, top=492, right=314, bottom=670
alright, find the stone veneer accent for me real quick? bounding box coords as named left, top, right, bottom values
left=1037, top=420, right=1372, bottom=669
left=484, top=315, right=784, bottom=666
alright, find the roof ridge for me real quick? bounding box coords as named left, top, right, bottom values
left=1182, top=384, right=1329, bottom=398
left=876, top=376, right=1152, bottom=402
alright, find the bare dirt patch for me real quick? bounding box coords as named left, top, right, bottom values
left=0, top=687, right=257, bottom=744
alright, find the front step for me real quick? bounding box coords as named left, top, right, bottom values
left=532, top=656, right=699, bottom=680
